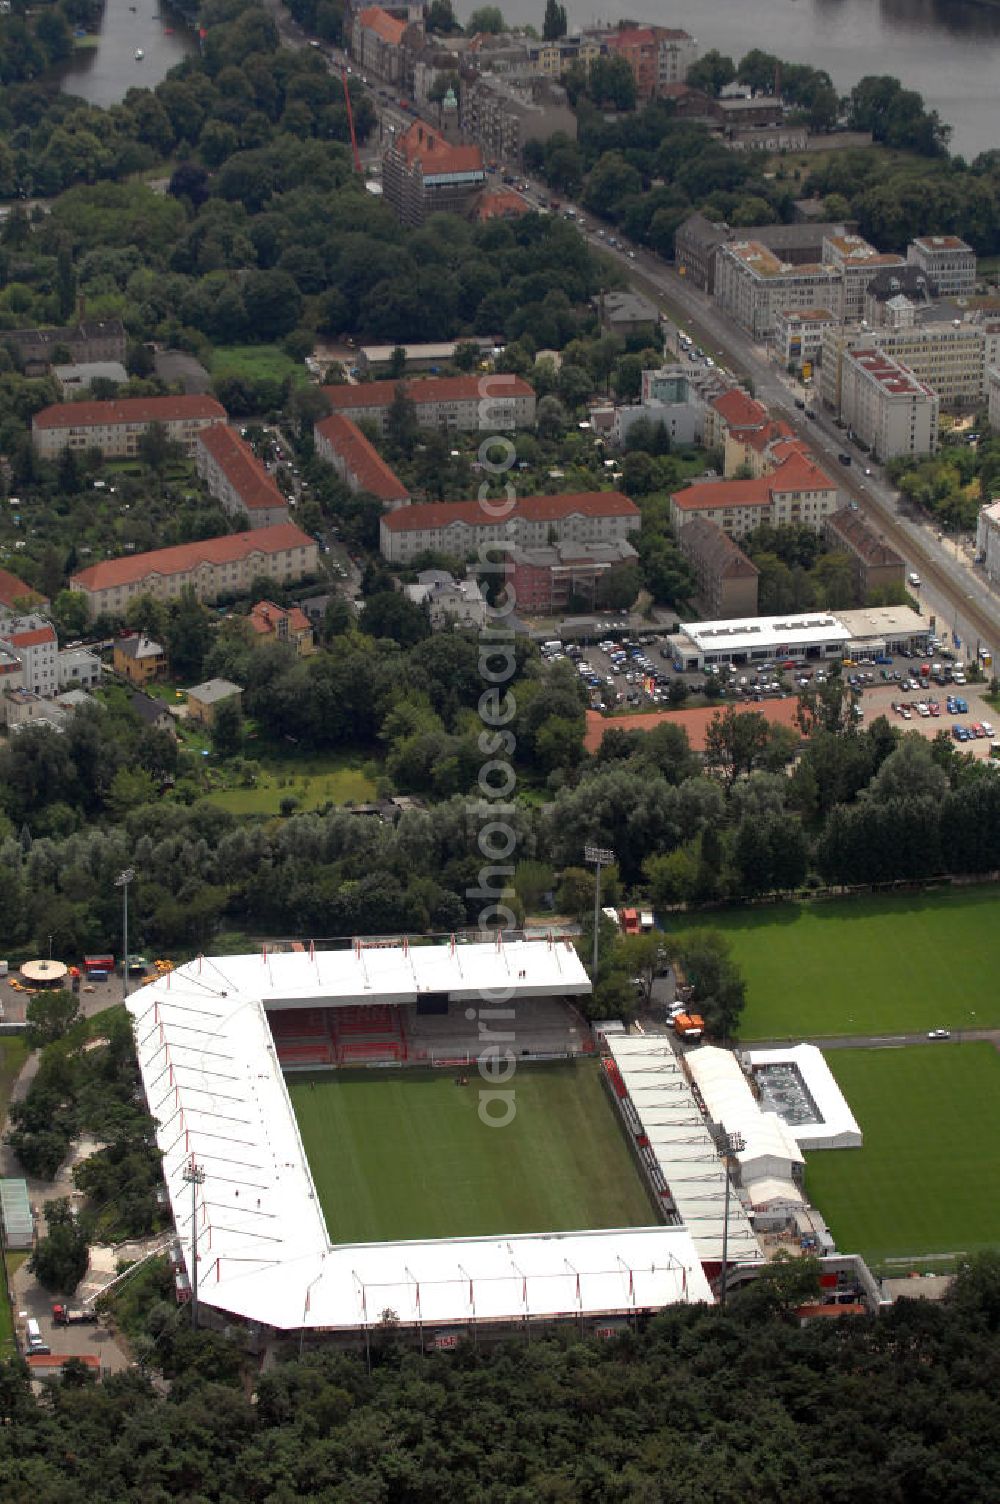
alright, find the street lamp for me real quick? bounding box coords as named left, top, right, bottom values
left=114, top=868, right=135, bottom=1001
left=584, top=845, right=615, bottom=979
left=182, top=1159, right=206, bottom=1330
left=717, top=1128, right=746, bottom=1309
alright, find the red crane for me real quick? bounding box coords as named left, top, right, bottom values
left=341, top=66, right=362, bottom=174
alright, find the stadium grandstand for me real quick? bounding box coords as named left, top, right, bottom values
left=129, top=938, right=714, bottom=1341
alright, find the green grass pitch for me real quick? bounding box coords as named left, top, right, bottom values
left=805, top=1044, right=1000, bottom=1266
left=286, top=1062, right=658, bottom=1244
left=664, top=886, right=1000, bottom=1040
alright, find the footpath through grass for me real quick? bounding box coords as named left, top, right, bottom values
left=288, top=1061, right=657, bottom=1244
left=806, top=1044, right=1000, bottom=1267
left=665, top=886, right=1000, bottom=1040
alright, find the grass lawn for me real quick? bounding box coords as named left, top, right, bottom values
left=664, top=886, right=1000, bottom=1039
left=205, top=752, right=377, bottom=815
left=0, top=1036, right=28, bottom=1125
left=0, top=1254, right=27, bottom=1357
left=210, top=344, right=309, bottom=389
left=287, top=1061, right=657, bottom=1243
left=806, top=1044, right=1000, bottom=1267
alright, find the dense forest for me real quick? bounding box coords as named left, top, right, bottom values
left=3, top=1255, right=1000, bottom=1501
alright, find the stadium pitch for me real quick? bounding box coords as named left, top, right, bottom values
left=805, top=1043, right=1000, bottom=1267
left=665, top=885, right=1000, bottom=1040
left=287, top=1061, right=659, bottom=1245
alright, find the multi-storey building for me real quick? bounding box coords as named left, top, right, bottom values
left=824, top=508, right=904, bottom=601
left=314, top=414, right=410, bottom=509
left=3, top=318, right=126, bottom=377
left=351, top=5, right=411, bottom=83
left=715, top=241, right=843, bottom=342
left=0, top=566, right=45, bottom=617
left=0, top=615, right=58, bottom=697
left=461, top=75, right=576, bottom=165
left=989, top=366, right=1000, bottom=430
left=907, top=235, right=976, bottom=299
left=379, top=491, right=640, bottom=564
left=838, top=348, right=939, bottom=462
left=506, top=539, right=638, bottom=613
left=382, top=120, right=486, bottom=226
left=676, top=215, right=854, bottom=294
left=821, top=234, right=906, bottom=323
left=862, top=265, right=937, bottom=328
left=602, top=25, right=698, bottom=100
left=616, top=364, right=730, bottom=449
left=820, top=318, right=990, bottom=413
left=676, top=517, right=759, bottom=619
left=669, top=451, right=840, bottom=539
left=113, top=634, right=168, bottom=687
left=976, top=499, right=1000, bottom=587
left=69, top=524, right=318, bottom=619
left=32, top=395, right=226, bottom=460
left=772, top=307, right=838, bottom=373
left=321, top=374, right=535, bottom=435
left=195, top=426, right=289, bottom=530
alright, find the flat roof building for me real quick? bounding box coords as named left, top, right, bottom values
left=715, top=241, right=844, bottom=341
left=839, top=347, right=939, bottom=462
left=907, top=234, right=976, bottom=300
left=668, top=610, right=851, bottom=671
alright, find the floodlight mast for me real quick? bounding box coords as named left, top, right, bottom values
left=182, top=1159, right=206, bottom=1329
left=114, top=867, right=135, bottom=1001
left=717, top=1129, right=746, bottom=1308
left=584, top=845, right=615, bottom=978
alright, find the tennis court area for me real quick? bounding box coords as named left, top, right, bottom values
left=287, top=1061, right=658, bottom=1245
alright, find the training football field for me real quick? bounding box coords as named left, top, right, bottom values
left=806, top=1044, right=1000, bottom=1267
left=287, top=1061, right=658, bottom=1244
left=665, top=885, right=1000, bottom=1039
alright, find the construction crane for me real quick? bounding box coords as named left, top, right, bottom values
left=340, top=66, right=362, bottom=174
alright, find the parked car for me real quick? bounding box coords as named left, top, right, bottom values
left=928, top=1029, right=951, bottom=1040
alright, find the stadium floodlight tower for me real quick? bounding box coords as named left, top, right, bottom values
left=584, top=845, right=615, bottom=978
left=114, top=867, right=135, bottom=1001
left=182, top=1159, right=206, bottom=1329
left=717, top=1128, right=746, bottom=1308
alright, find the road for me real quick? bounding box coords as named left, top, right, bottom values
left=750, top=1030, right=999, bottom=1050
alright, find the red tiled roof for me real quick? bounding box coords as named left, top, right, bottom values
left=383, top=491, right=640, bottom=533
left=768, top=451, right=837, bottom=493
left=672, top=477, right=771, bottom=511
left=249, top=600, right=312, bottom=637
left=70, top=524, right=315, bottom=594
left=584, top=698, right=804, bottom=755
left=5, top=625, right=56, bottom=648
left=357, top=5, right=406, bottom=45
left=197, top=425, right=287, bottom=513
left=0, top=567, right=44, bottom=610
left=712, top=389, right=768, bottom=429
left=607, top=26, right=657, bottom=47
left=33, top=396, right=225, bottom=430
left=314, top=413, right=410, bottom=502
left=475, top=189, right=530, bottom=221
left=322, top=374, right=535, bottom=410
left=395, top=122, right=484, bottom=178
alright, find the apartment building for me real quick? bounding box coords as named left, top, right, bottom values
left=0, top=616, right=58, bottom=696
left=314, top=413, right=410, bottom=509
left=321, top=374, right=536, bottom=435
left=824, top=508, right=904, bottom=601
left=379, top=491, right=640, bottom=564
left=351, top=5, right=410, bottom=83
left=839, top=348, right=939, bottom=462
left=907, top=235, right=976, bottom=299
left=976, top=498, right=1000, bottom=587
left=676, top=517, right=759, bottom=619
left=32, top=395, right=226, bottom=460
left=715, top=241, right=843, bottom=342
left=506, top=539, right=638, bottom=613
left=616, top=365, right=727, bottom=448
left=461, top=75, right=576, bottom=164
left=69, top=524, right=318, bottom=619
left=195, top=426, right=289, bottom=530
left=821, top=234, right=905, bottom=323
left=820, top=318, right=989, bottom=412
left=4, top=317, right=126, bottom=377
left=0, top=566, right=45, bottom=617
left=248, top=600, right=315, bottom=656
left=382, top=120, right=486, bottom=227
left=669, top=451, right=840, bottom=539
left=772, top=307, right=837, bottom=372
left=603, top=25, right=698, bottom=101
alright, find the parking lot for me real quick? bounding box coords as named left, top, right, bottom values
left=857, top=678, right=998, bottom=758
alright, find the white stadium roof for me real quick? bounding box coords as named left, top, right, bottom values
left=129, top=943, right=712, bottom=1331
left=606, top=1037, right=762, bottom=1266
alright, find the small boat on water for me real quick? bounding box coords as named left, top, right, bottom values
left=134, top=47, right=144, bottom=59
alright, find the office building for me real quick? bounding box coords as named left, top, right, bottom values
left=839, top=348, right=939, bottom=462
left=907, top=235, right=976, bottom=300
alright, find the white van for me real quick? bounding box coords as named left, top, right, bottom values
left=25, top=1318, right=49, bottom=1354
left=908, top=572, right=921, bottom=588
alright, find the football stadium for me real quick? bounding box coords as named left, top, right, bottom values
left=129, top=937, right=741, bottom=1344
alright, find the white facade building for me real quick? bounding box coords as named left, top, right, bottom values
left=0, top=615, right=58, bottom=696
left=839, top=347, right=939, bottom=462
left=715, top=241, right=843, bottom=342
left=907, top=235, right=976, bottom=299
left=976, top=498, right=1000, bottom=587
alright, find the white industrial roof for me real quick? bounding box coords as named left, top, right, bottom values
left=679, top=612, right=850, bottom=655
left=129, top=944, right=712, bottom=1331
left=606, top=1037, right=762, bottom=1266
left=686, top=1046, right=804, bottom=1175
left=744, top=1176, right=806, bottom=1210
left=747, top=1045, right=863, bottom=1151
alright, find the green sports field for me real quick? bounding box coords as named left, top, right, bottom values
left=665, top=886, right=1000, bottom=1039
left=806, top=1044, right=1000, bottom=1266
left=287, top=1062, right=658, bottom=1244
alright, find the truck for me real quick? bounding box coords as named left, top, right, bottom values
left=672, top=1012, right=705, bottom=1041
left=51, top=1303, right=98, bottom=1326
left=83, top=954, right=114, bottom=979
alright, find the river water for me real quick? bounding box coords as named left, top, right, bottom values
left=60, top=0, right=197, bottom=107
left=460, top=0, right=1000, bottom=160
